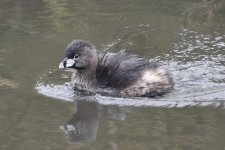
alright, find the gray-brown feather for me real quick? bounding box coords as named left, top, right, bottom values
left=96, top=51, right=158, bottom=89
left=96, top=51, right=173, bottom=97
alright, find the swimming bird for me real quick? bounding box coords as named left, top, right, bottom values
left=59, top=40, right=173, bottom=97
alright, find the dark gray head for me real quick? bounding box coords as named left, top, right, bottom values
left=59, top=40, right=98, bottom=72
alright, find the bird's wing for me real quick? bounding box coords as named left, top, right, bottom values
left=96, top=51, right=156, bottom=89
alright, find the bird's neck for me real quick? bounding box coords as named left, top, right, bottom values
left=72, top=69, right=97, bottom=89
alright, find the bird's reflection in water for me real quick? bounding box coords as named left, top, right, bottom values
left=60, top=97, right=134, bottom=144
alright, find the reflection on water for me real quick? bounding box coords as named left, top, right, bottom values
left=1, top=0, right=225, bottom=149
left=60, top=101, right=100, bottom=143
left=58, top=97, right=225, bottom=149
left=60, top=100, right=136, bottom=143
left=0, top=77, right=18, bottom=89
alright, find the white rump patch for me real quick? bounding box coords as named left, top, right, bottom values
left=142, top=69, right=167, bottom=83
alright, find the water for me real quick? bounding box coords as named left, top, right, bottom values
left=1, top=0, right=225, bottom=149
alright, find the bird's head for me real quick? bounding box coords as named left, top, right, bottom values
left=59, top=40, right=98, bottom=72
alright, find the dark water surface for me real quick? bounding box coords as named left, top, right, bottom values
left=1, top=0, right=225, bottom=149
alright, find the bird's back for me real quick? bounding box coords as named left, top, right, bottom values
left=96, top=51, right=156, bottom=88
left=96, top=51, right=173, bottom=97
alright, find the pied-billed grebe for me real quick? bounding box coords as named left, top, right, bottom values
left=59, top=40, right=173, bottom=97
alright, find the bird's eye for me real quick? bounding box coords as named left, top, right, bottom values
left=74, top=54, right=80, bottom=59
